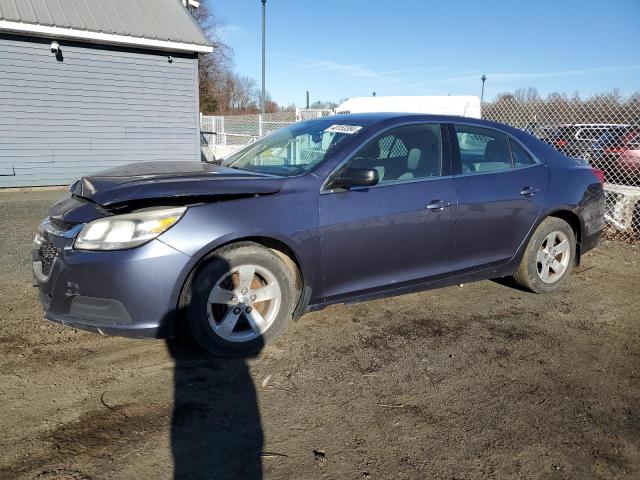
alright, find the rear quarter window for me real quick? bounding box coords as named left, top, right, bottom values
left=510, top=139, right=537, bottom=167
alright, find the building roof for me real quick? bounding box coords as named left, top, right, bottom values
left=0, top=0, right=213, bottom=53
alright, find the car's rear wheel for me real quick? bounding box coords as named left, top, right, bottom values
left=512, top=217, right=576, bottom=293
left=186, top=242, right=297, bottom=357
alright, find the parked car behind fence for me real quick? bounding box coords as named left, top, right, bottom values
left=541, top=124, right=629, bottom=160
left=591, top=127, right=640, bottom=186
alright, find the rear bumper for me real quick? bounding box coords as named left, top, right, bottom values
left=34, top=226, right=192, bottom=339
left=578, top=183, right=606, bottom=255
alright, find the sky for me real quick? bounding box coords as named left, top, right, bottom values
left=209, top=0, right=640, bottom=107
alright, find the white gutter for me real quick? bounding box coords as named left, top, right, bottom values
left=0, top=20, right=213, bottom=53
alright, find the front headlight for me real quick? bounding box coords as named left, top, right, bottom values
left=74, top=207, right=186, bottom=251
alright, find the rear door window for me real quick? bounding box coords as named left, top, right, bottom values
left=454, top=125, right=512, bottom=173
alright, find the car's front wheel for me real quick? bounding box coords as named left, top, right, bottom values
left=186, top=242, right=298, bottom=357
left=512, top=217, right=576, bottom=293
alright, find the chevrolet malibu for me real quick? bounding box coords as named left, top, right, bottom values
left=34, top=114, right=605, bottom=356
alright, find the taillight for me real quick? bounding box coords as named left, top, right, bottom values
left=555, top=139, right=568, bottom=146
left=592, top=167, right=605, bottom=183
left=603, top=147, right=625, bottom=154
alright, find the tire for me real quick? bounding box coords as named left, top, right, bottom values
left=512, top=217, right=576, bottom=293
left=186, top=242, right=298, bottom=357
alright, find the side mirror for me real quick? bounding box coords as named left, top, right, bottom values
left=327, top=167, right=379, bottom=190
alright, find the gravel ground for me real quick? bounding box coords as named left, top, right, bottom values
left=1, top=188, right=639, bottom=480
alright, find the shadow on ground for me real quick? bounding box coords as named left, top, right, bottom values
left=168, top=339, right=264, bottom=479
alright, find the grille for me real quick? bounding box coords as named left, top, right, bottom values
left=49, top=217, right=79, bottom=232
left=39, top=241, right=58, bottom=276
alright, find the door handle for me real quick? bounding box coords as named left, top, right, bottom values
left=520, top=187, right=539, bottom=197
left=426, top=200, right=451, bottom=211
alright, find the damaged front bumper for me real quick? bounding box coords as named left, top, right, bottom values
left=33, top=218, right=191, bottom=338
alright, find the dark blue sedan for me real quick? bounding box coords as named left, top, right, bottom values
left=34, top=114, right=605, bottom=356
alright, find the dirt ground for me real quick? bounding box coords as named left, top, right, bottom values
left=1, top=188, right=639, bottom=480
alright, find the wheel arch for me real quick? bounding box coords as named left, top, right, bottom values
left=544, top=209, right=583, bottom=265
left=242, top=236, right=304, bottom=292
left=173, top=235, right=308, bottom=337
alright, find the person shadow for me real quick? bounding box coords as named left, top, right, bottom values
left=165, top=255, right=265, bottom=479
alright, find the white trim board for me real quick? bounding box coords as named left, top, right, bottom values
left=0, top=20, right=213, bottom=54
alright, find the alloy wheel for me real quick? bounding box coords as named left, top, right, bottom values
left=536, top=230, right=571, bottom=284
left=206, top=264, right=282, bottom=342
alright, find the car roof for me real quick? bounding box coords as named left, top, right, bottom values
left=320, top=113, right=546, bottom=143
left=317, top=112, right=499, bottom=127
left=312, top=112, right=546, bottom=144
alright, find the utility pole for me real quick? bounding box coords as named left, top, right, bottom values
left=261, top=0, right=267, bottom=114
left=306, top=91, right=309, bottom=109
left=480, top=75, right=487, bottom=104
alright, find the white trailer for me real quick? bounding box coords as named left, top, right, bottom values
left=604, top=184, right=640, bottom=234
left=335, top=95, right=481, bottom=118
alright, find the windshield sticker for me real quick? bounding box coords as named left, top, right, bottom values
left=324, top=124, right=363, bottom=134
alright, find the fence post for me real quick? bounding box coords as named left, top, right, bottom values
left=258, top=114, right=263, bottom=137
left=221, top=116, right=226, bottom=147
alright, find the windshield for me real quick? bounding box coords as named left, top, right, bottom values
left=226, top=119, right=364, bottom=176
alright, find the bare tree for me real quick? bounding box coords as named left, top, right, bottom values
left=513, top=87, right=540, bottom=103
left=263, top=93, right=280, bottom=114
left=309, top=100, right=338, bottom=109
left=228, top=74, right=260, bottom=113
left=189, top=1, right=279, bottom=114
left=484, top=88, right=640, bottom=132
left=188, top=1, right=233, bottom=113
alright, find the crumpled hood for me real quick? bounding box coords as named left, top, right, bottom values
left=69, top=161, right=285, bottom=207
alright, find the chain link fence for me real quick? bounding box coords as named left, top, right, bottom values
left=482, top=92, right=640, bottom=240
left=200, top=109, right=333, bottom=160
left=201, top=94, right=640, bottom=240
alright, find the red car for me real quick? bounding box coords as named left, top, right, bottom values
left=616, top=129, right=640, bottom=181
left=592, top=128, right=640, bottom=186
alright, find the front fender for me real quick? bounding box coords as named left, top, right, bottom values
left=158, top=180, right=322, bottom=307
left=178, top=228, right=313, bottom=285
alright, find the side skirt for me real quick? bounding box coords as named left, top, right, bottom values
left=305, top=261, right=518, bottom=314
